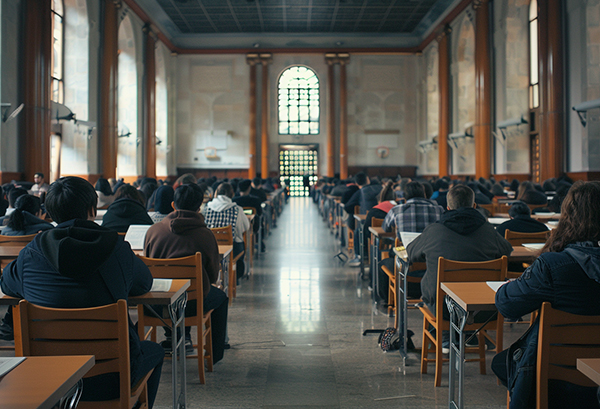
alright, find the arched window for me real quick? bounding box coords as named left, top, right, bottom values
left=51, top=0, right=64, bottom=103
left=529, top=0, right=539, bottom=109
left=278, top=66, right=319, bottom=135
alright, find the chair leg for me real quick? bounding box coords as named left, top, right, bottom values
left=228, top=258, right=235, bottom=305
left=434, top=325, right=443, bottom=387
left=421, top=317, right=429, bottom=374
left=478, top=332, right=486, bottom=375
left=198, top=322, right=206, bottom=385
left=205, top=316, right=214, bottom=373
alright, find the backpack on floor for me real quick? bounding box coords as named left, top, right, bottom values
left=378, top=327, right=415, bottom=352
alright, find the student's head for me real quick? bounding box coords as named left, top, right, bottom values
left=517, top=181, right=535, bottom=201
left=45, top=177, right=97, bottom=223
left=216, top=182, right=234, bottom=199
left=354, top=172, right=368, bottom=187
left=543, top=181, right=600, bottom=253
left=378, top=181, right=395, bottom=203
left=34, top=172, right=44, bottom=184
left=447, top=185, right=475, bottom=210
left=252, top=177, right=262, bottom=188
left=508, top=201, right=531, bottom=218
left=422, top=181, right=433, bottom=199
left=174, top=173, right=197, bottom=189
left=238, top=179, right=252, bottom=195
left=114, top=184, right=146, bottom=206
left=404, top=181, right=425, bottom=200
left=154, top=185, right=175, bottom=214
left=94, top=178, right=112, bottom=197
left=173, top=184, right=204, bottom=212
left=491, top=183, right=505, bottom=197
left=0, top=195, right=7, bottom=217
left=8, top=188, right=28, bottom=208
left=6, top=195, right=42, bottom=233
left=434, top=179, right=449, bottom=191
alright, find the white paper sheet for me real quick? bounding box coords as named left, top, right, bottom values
left=0, top=357, right=26, bottom=377
left=488, top=217, right=509, bottom=225
left=486, top=281, right=506, bottom=292
left=400, top=232, right=421, bottom=248
left=150, top=279, right=172, bottom=292
left=124, top=225, right=152, bottom=250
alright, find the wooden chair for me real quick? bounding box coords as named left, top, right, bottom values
left=419, top=256, right=507, bottom=387
left=478, top=203, right=494, bottom=216
left=535, top=302, right=600, bottom=409
left=383, top=238, right=424, bottom=318
left=494, top=202, right=512, bottom=215
left=504, top=229, right=551, bottom=247
left=0, top=233, right=37, bottom=245
left=14, top=299, right=152, bottom=409
left=527, top=203, right=548, bottom=213
left=210, top=225, right=243, bottom=304
left=136, top=252, right=213, bottom=384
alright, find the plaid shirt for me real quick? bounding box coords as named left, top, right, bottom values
left=383, top=198, right=444, bottom=236
left=204, top=205, right=239, bottom=232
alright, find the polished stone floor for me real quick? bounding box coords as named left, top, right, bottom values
left=152, top=197, right=522, bottom=408
left=0, top=197, right=525, bottom=408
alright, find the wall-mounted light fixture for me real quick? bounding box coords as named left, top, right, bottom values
left=496, top=115, right=528, bottom=140
left=572, top=98, right=600, bottom=127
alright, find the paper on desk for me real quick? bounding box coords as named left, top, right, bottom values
left=150, top=279, right=172, bottom=292
left=124, top=225, right=152, bottom=250
left=399, top=232, right=421, bottom=248
left=0, top=357, right=26, bottom=377
left=487, top=281, right=506, bottom=292
left=488, top=217, right=509, bottom=225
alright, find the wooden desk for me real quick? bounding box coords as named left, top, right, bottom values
left=441, top=281, right=499, bottom=409
left=0, top=355, right=94, bottom=409
left=129, top=279, right=190, bottom=409
left=509, top=245, right=540, bottom=264
left=577, top=358, right=600, bottom=385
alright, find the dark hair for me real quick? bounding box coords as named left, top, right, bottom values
left=447, top=185, right=475, bottom=210
left=517, top=181, right=535, bottom=201
left=114, top=184, right=146, bottom=206
left=154, top=185, right=175, bottom=214
left=378, top=181, right=395, bottom=203
left=7, top=195, right=41, bottom=232
left=8, top=188, right=28, bottom=208
left=174, top=173, right=196, bottom=189
left=508, top=201, right=531, bottom=218
left=0, top=195, right=8, bottom=217
left=140, top=183, right=158, bottom=208
left=491, top=183, right=505, bottom=197
left=34, top=172, right=44, bottom=179
left=404, top=181, right=425, bottom=200
left=354, top=172, right=368, bottom=186
left=216, top=182, right=234, bottom=199
left=252, top=177, right=262, bottom=187
left=434, top=179, right=449, bottom=191
left=94, top=178, right=112, bottom=197
left=239, top=179, right=252, bottom=193
left=542, top=181, right=600, bottom=254
left=422, top=181, right=433, bottom=199
left=45, top=177, right=97, bottom=223
left=174, top=184, right=204, bottom=211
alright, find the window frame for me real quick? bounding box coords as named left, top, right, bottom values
left=51, top=0, right=65, bottom=104
left=277, top=65, right=320, bottom=136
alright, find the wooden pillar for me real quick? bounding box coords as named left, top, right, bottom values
left=247, top=57, right=258, bottom=179
left=437, top=26, right=451, bottom=177
left=339, top=56, right=349, bottom=180
left=539, top=0, right=564, bottom=181
left=474, top=0, right=492, bottom=179
left=326, top=58, right=336, bottom=177
left=99, top=0, right=119, bottom=180
left=143, top=26, right=156, bottom=179
left=23, top=0, right=52, bottom=182
left=260, top=56, right=271, bottom=178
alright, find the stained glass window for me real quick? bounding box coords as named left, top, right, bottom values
left=278, top=66, right=319, bottom=135
left=51, top=0, right=64, bottom=104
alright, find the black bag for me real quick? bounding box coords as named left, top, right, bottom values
left=378, top=327, right=415, bottom=352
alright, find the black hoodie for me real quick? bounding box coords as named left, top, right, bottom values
left=102, top=198, right=153, bottom=233
left=407, top=207, right=513, bottom=307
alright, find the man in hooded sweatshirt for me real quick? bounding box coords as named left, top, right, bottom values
left=203, top=182, right=250, bottom=279
left=407, top=184, right=513, bottom=319
left=0, top=176, right=164, bottom=408
left=144, top=183, right=228, bottom=363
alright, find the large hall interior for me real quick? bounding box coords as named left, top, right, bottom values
left=2, top=0, right=600, bottom=408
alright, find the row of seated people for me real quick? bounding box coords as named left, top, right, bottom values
left=0, top=176, right=285, bottom=408
left=315, top=175, right=600, bottom=409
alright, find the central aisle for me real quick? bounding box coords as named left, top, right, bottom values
left=154, top=197, right=509, bottom=408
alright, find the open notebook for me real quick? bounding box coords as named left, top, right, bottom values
left=124, top=225, right=152, bottom=250
left=399, top=232, right=421, bottom=248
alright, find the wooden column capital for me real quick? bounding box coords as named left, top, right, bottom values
left=436, top=25, right=452, bottom=43
left=325, top=53, right=350, bottom=66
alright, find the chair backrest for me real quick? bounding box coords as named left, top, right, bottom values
left=436, top=256, right=508, bottom=319
left=494, top=202, right=512, bottom=215
left=479, top=203, right=494, bottom=216
left=14, top=299, right=136, bottom=409
left=528, top=203, right=547, bottom=213
left=137, top=252, right=204, bottom=314
left=372, top=217, right=384, bottom=228
left=537, top=302, right=600, bottom=409
left=210, top=225, right=233, bottom=246
left=0, top=233, right=37, bottom=246
left=504, top=230, right=551, bottom=247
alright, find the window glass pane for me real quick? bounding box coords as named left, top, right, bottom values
left=278, top=66, right=320, bottom=134
left=530, top=19, right=538, bottom=85
left=529, top=0, right=537, bottom=21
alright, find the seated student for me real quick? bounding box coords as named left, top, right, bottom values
left=102, top=184, right=153, bottom=233
left=493, top=181, right=600, bottom=409
left=144, top=184, right=228, bottom=361
left=30, top=172, right=49, bottom=196
left=432, top=178, right=450, bottom=208
left=251, top=177, right=268, bottom=203
left=495, top=200, right=549, bottom=238
left=233, top=179, right=264, bottom=250
left=95, top=178, right=115, bottom=209
left=1, top=194, right=53, bottom=236
left=149, top=185, right=174, bottom=224
left=0, top=187, right=29, bottom=225
left=0, top=176, right=163, bottom=408
left=203, top=182, right=250, bottom=279
left=517, top=180, right=548, bottom=205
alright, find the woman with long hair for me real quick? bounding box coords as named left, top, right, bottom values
left=493, top=181, right=600, bottom=408
left=516, top=180, right=547, bottom=205
left=1, top=194, right=53, bottom=236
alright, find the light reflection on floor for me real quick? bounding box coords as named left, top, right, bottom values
left=279, top=266, right=321, bottom=333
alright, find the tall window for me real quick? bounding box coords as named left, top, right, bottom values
left=529, top=0, right=539, bottom=109
left=278, top=66, right=319, bottom=135
left=51, top=0, right=64, bottom=103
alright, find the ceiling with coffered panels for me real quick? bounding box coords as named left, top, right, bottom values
left=132, top=0, right=463, bottom=50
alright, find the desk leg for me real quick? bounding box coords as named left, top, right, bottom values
left=397, top=256, right=410, bottom=366
left=447, top=296, right=468, bottom=409
left=358, top=224, right=365, bottom=279
left=169, top=292, right=188, bottom=409
left=372, top=236, right=380, bottom=306
left=57, top=379, right=83, bottom=409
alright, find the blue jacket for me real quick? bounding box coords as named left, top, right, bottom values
left=0, top=211, right=53, bottom=236
left=495, top=242, right=600, bottom=408
left=0, top=219, right=153, bottom=386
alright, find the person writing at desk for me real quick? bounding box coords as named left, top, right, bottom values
left=493, top=181, right=600, bottom=409
left=0, top=176, right=164, bottom=408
